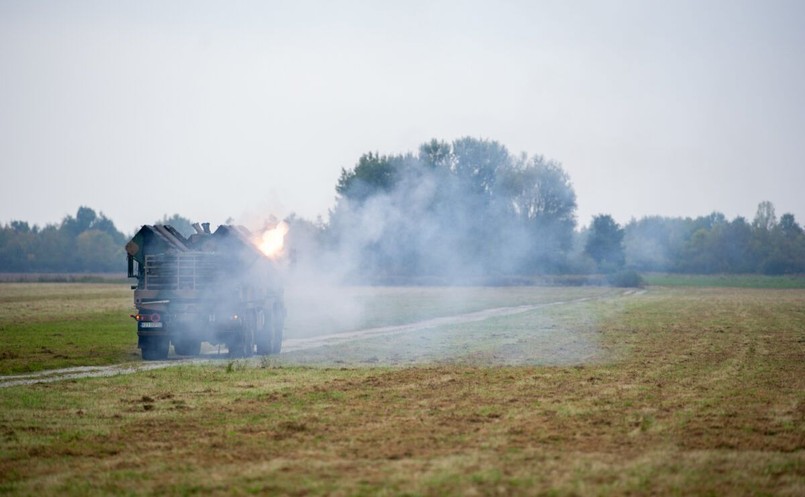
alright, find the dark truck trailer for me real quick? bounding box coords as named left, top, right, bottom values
left=126, top=223, right=285, bottom=360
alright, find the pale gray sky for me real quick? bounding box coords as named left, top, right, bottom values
left=1, top=0, right=803, bottom=233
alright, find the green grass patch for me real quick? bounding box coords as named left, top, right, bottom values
left=642, top=272, right=805, bottom=288
left=0, top=283, right=137, bottom=373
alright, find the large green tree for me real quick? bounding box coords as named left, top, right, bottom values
left=328, top=137, right=578, bottom=279
left=585, top=214, right=625, bottom=272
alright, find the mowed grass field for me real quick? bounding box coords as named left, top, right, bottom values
left=0, top=281, right=803, bottom=496
left=0, top=283, right=138, bottom=374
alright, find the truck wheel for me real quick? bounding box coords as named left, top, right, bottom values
left=229, top=313, right=254, bottom=358
left=243, top=328, right=254, bottom=358
left=271, top=325, right=283, bottom=354
left=229, top=334, right=253, bottom=358
left=255, top=309, right=272, bottom=355
left=271, top=303, right=285, bottom=354
left=173, top=338, right=201, bottom=356
left=141, top=337, right=169, bottom=361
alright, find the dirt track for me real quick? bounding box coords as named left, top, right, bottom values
left=0, top=291, right=640, bottom=388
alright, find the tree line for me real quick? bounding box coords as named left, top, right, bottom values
left=0, top=209, right=189, bottom=273
left=618, top=202, right=805, bottom=275
left=0, top=207, right=126, bottom=273
left=0, top=137, right=803, bottom=276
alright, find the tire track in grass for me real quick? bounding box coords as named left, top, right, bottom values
left=283, top=297, right=591, bottom=352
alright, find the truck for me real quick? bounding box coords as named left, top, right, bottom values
left=125, top=222, right=286, bottom=361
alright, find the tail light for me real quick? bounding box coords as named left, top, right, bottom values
left=131, top=313, right=161, bottom=322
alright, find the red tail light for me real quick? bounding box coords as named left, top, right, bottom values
left=132, top=313, right=161, bottom=322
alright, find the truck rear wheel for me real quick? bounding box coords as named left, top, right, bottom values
left=255, top=309, right=272, bottom=355
left=173, top=337, right=201, bottom=356
left=229, top=312, right=255, bottom=358
left=141, top=336, right=169, bottom=361
left=271, top=303, right=285, bottom=354
left=270, top=324, right=283, bottom=354
left=229, top=334, right=253, bottom=358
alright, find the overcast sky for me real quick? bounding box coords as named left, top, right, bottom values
left=1, top=0, right=803, bottom=233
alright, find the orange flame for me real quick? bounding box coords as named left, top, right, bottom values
left=258, top=221, right=289, bottom=258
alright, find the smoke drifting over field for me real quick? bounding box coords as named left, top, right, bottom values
left=264, top=139, right=594, bottom=364
left=278, top=286, right=612, bottom=367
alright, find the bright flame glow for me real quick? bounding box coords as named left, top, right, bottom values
left=259, top=221, right=289, bottom=258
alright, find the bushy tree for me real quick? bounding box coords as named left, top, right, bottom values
left=624, top=216, right=687, bottom=271
left=585, top=215, right=625, bottom=272
left=335, top=152, right=403, bottom=202
left=761, top=212, right=805, bottom=274
left=328, top=137, right=578, bottom=280
left=752, top=201, right=777, bottom=231
left=76, top=230, right=120, bottom=272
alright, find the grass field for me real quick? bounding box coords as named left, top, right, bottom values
left=642, top=272, right=805, bottom=289
left=0, top=281, right=803, bottom=495
left=0, top=283, right=138, bottom=374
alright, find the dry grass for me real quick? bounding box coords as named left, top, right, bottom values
left=0, top=287, right=803, bottom=495
left=0, top=283, right=132, bottom=322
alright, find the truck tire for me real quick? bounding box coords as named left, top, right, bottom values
left=242, top=326, right=254, bottom=358
left=173, top=337, right=201, bottom=356
left=229, top=313, right=255, bottom=358
left=229, top=336, right=253, bottom=358
left=255, top=309, right=272, bottom=355
left=141, top=337, right=169, bottom=361
left=271, top=303, right=285, bottom=354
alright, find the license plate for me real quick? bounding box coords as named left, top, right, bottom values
left=140, top=322, right=163, bottom=329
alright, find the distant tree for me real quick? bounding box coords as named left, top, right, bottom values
left=624, top=216, right=688, bottom=272
left=91, top=213, right=126, bottom=244
left=451, top=137, right=510, bottom=197
left=760, top=213, right=805, bottom=274
left=10, top=221, right=31, bottom=233
left=585, top=215, right=625, bottom=272
left=61, top=206, right=97, bottom=238
left=327, top=137, right=581, bottom=279
left=418, top=139, right=452, bottom=169
left=36, top=225, right=70, bottom=272
left=752, top=201, right=777, bottom=231
left=503, top=158, right=576, bottom=223
left=497, top=156, right=577, bottom=271
left=677, top=212, right=731, bottom=273
left=751, top=201, right=778, bottom=267
left=0, top=222, right=36, bottom=271
left=76, top=230, right=120, bottom=272
left=720, top=217, right=755, bottom=273
left=335, top=152, right=401, bottom=202
left=779, top=213, right=803, bottom=238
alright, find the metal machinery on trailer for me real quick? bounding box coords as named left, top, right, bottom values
left=125, top=223, right=285, bottom=360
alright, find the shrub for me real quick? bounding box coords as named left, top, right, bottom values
left=607, top=269, right=645, bottom=288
